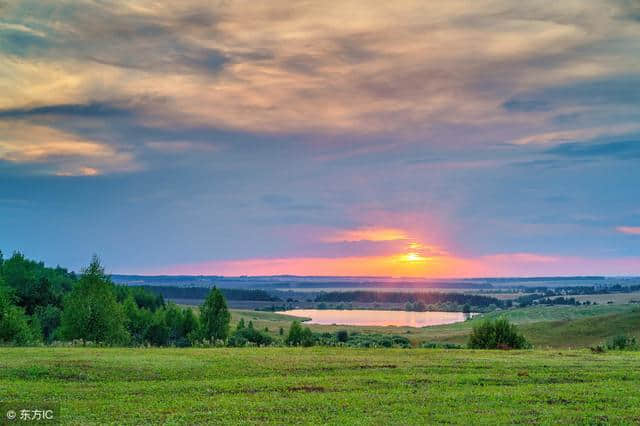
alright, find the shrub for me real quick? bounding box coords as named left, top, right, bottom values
left=468, top=318, right=530, bottom=349
left=420, top=342, right=464, bottom=349
left=346, top=333, right=410, bottom=348
left=228, top=327, right=273, bottom=347
left=606, top=335, right=638, bottom=351
left=286, top=321, right=315, bottom=346
left=336, top=330, right=349, bottom=343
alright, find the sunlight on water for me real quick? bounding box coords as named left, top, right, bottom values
left=283, top=309, right=475, bottom=327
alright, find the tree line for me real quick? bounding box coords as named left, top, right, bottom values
left=132, top=285, right=280, bottom=302
left=0, top=252, right=234, bottom=346
left=315, top=290, right=505, bottom=308
left=0, top=251, right=411, bottom=348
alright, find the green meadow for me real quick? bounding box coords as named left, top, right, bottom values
left=1, top=346, right=639, bottom=424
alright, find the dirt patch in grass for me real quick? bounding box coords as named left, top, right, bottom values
left=357, top=364, right=397, bottom=369
left=287, top=385, right=326, bottom=393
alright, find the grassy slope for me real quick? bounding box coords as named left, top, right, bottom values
left=232, top=305, right=640, bottom=348
left=1, top=347, right=639, bottom=424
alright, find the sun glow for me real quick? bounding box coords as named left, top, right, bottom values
left=401, top=252, right=427, bottom=263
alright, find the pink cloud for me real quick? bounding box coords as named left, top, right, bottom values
left=617, top=226, right=640, bottom=235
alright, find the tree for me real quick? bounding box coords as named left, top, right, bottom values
left=236, top=318, right=245, bottom=330
left=462, top=303, right=471, bottom=314
left=0, top=281, right=40, bottom=345
left=145, top=309, right=169, bottom=346
left=336, top=330, right=349, bottom=343
left=228, top=326, right=273, bottom=347
left=468, top=318, right=530, bottom=349
left=34, top=305, right=62, bottom=343
left=59, top=256, right=129, bottom=345
left=199, top=287, right=230, bottom=342
left=181, top=308, right=198, bottom=339
left=414, top=301, right=427, bottom=312
left=286, top=321, right=314, bottom=346
left=300, top=327, right=315, bottom=347
left=286, top=321, right=303, bottom=346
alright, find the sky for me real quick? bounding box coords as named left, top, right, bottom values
left=1, top=0, right=639, bottom=277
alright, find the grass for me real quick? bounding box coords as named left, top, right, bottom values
left=1, top=347, right=639, bottom=424
left=231, top=304, right=640, bottom=348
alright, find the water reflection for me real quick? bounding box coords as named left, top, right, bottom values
left=283, top=309, right=476, bottom=327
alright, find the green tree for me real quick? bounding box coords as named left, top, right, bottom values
left=336, top=330, right=349, bottom=342
left=59, top=256, right=129, bottom=345
left=34, top=305, right=62, bottom=343
left=285, top=321, right=314, bottom=346
left=300, top=327, right=315, bottom=347
left=236, top=318, right=245, bottom=330
left=199, top=287, right=230, bottom=342
left=286, top=321, right=303, bottom=345
left=145, top=309, right=169, bottom=346
left=181, top=308, right=198, bottom=339
left=0, top=281, right=39, bottom=345
left=468, top=318, right=530, bottom=349
left=123, top=296, right=152, bottom=345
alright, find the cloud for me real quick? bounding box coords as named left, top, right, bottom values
left=545, top=140, right=640, bottom=159
left=505, top=75, right=640, bottom=113
left=0, top=102, right=133, bottom=119
left=321, top=227, right=409, bottom=243
left=511, top=125, right=640, bottom=145
left=617, top=226, right=640, bottom=235
left=2, top=0, right=639, bottom=139
left=0, top=122, right=137, bottom=176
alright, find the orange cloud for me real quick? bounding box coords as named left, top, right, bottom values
left=617, top=226, right=640, bottom=235
left=0, top=122, right=137, bottom=176
left=321, top=227, right=408, bottom=243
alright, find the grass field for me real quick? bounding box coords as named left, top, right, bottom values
left=232, top=304, right=640, bottom=348
left=1, top=347, right=639, bottom=424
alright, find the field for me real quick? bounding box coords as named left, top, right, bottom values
left=231, top=304, right=640, bottom=348
left=1, top=347, right=639, bottom=424
left=554, top=291, right=640, bottom=305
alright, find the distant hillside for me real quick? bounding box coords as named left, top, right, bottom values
left=129, top=285, right=281, bottom=302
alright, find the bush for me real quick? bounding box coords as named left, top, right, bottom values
left=336, top=330, right=349, bottom=342
left=346, top=333, right=410, bottom=348
left=420, top=342, right=464, bottom=349
left=285, top=321, right=315, bottom=346
left=228, top=327, right=273, bottom=347
left=606, top=335, right=638, bottom=351
left=468, top=318, right=530, bottom=349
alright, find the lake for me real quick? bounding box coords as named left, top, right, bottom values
left=282, top=309, right=475, bottom=327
